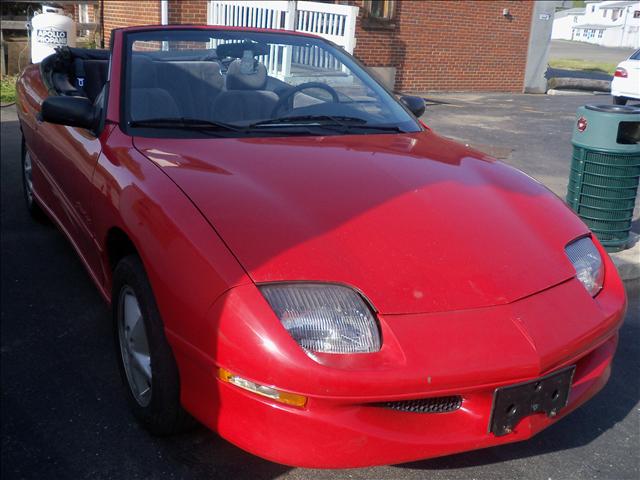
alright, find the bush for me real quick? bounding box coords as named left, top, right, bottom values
left=1, top=75, right=18, bottom=105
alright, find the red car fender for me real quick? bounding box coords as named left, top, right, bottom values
left=91, top=126, right=251, bottom=352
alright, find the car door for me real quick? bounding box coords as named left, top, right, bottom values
left=35, top=95, right=105, bottom=277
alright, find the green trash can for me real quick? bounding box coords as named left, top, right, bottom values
left=566, top=104, right=640, bottom=252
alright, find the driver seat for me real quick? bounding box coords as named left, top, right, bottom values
left=211, top=60, right=278, bottom=123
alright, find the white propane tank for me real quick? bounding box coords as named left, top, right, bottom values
left=30, top=5, right=76, bottom=63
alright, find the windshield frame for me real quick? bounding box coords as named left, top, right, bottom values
left=120, top=27, right=422, bottom=139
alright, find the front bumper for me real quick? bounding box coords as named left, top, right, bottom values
left=168, top=250, right=626, bottom=468
left=215, top=333, right=617, bottom=468
left=611, top=78, right=640, bottom=100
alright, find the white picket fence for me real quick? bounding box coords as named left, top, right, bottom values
left=207, top=0, right=358, bottom=79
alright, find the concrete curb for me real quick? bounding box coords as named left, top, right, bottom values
left=547, top=89, right=609, bottom=96
left=547, top=77, right=611, bottom=93
left=609, top=233, right=640, bottom=282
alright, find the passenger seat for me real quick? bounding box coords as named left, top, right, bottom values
left=211, top=60, right=278, bottom=123
left=130, top=56, right=180, bottom=121
left=159, top=61, right=224, bottom=119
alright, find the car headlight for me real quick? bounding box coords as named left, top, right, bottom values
left=260, top=283, right=381, bottom=354
left=565, top=237, right=604, bottom=296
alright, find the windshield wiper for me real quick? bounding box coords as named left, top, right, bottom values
left=129, top=116, right=405, bottom=135
left=129, top=117, right=243, bottom=131
left=249, top=115, right=366, bottom=128
left=248, top=115, right=405, bottom=133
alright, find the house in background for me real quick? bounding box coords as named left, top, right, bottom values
left=552, top=0, right=640, bottom=48
left=551, top=7, right=585, bottom=40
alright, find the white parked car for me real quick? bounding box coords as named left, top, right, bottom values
left=611, top=49, right=640, bottom=105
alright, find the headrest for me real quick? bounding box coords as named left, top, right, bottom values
left=131, top=56, right=156, bottom=89
left=170, top=61, right=224, bottom=91
left=225, top=59, right=267, bottom=91
left=201, top=62, right=225, bottom=90
left=216, top=41, right=269, bottom=59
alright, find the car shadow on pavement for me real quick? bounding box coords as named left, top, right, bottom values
left=149, top=428, right=290, bottom=480
left=396, top=279, right=640, bottom=472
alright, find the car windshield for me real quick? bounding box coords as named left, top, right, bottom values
left=123, top=29, right=420, bottom=137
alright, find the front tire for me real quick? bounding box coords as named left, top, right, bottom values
left=113, top=255, right=194, bottom=435
left=613, top=96, right=628, bottom=105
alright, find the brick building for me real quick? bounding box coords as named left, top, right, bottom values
left=351, top=1, right=534, bottom=92
left=84, top=0, right=542, bottom=92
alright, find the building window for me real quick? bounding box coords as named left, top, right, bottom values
left=602, top=9, right=607, bottom=18
left=598, top=29, right=604, bottom=38
left=78, top=4, right=89, bottom=23
left=591, top=5, right=595, bottom=12
left=364, top=0, right=395, bottom=21
left=634, top=10, right=640, bottom=18
left=362, top=0, right=396, bottom=29
left=612, top=9, right=620, bottom=21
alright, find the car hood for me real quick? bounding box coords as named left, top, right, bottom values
left=134, top=130, right=588, bottom=314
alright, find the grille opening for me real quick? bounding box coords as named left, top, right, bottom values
left=375, top=395, right=462, bottom=413
left=617, top=121, right=639, bottom=144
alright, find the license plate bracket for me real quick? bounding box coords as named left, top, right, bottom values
left=489, top=366, right=575, bottom=436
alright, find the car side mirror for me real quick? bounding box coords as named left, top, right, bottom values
left=400, top=95, right=426, bottom=118
left=41, top=96, right=97, bottom=130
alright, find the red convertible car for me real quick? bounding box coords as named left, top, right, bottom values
left=16, top=25, right=626, bottom=468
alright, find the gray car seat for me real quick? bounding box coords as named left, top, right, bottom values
left=211, top=59, right=278, bottom=123
left=159, top=61, right=224, bottom=119
left=130, top=56, right=180, bottom=121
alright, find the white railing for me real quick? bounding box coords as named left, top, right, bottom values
left=295, top=1, right=357, bottom=53
left=208, top=1, right=294, bottom=31
left=207, top=0, right=358, bottom=78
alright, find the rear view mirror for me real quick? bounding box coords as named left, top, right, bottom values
left=400, top=95, right=426, bottom=118
left=41, top=96, right=97, bottom=130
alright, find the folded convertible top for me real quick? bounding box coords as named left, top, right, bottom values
left=55, top=46, right=110, bottom=61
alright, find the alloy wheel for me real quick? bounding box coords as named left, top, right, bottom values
left=117, top=286, right=152, bottom=407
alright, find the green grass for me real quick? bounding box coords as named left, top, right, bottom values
left=1, top=75, right=18, bottom=104
left=548, top=59, right=617, bottom=75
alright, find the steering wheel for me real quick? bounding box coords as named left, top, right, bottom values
left=271, top=82, right=340, bottom=117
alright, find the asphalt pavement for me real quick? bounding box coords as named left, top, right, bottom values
left=1, top=101, right=639, bottom=480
